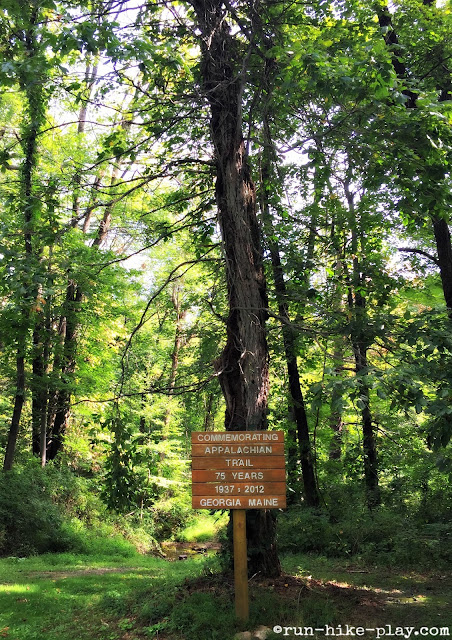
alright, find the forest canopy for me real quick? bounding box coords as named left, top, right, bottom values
left=0, top=0, right=451, bottom=571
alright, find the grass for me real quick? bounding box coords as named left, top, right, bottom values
left=0, top=552, right=205, bottom=640
left=177, top=512, right=228, bottom=543
left=0, top=552, right=451, bottom=640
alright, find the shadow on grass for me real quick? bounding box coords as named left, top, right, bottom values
left=0, top=553, right=451, bottom=640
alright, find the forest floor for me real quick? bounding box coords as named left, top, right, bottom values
left=0, top=550, right=450, bottom=640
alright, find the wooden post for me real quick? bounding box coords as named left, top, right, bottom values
left=233, top=509, right=249, bottom=621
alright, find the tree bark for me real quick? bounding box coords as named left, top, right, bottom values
left=432, top=216, right=452, bottom=313
left=190, top=0, right=280, bottom=577
left=329, top=342, right=344, bottom=461
left=160, top=281, right=187, bottom=463
left=163, top=281, right=186, bottom=431
left=71, top=59, right=99, bottom=223
left=31, top=323, right=47, bottom=457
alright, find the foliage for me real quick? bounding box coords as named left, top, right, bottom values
left=0, top=465, right=70, bottom=556
left=0, top=462, right=143, bottom=557
left=277, top=502, right=452, bottom=568
left=0, top=0, right=452, bottom=576
left=177, top=512, right=228, bottom=543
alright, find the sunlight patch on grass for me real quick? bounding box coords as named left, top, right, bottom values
left=178, top=512, right=228, bottom=542
left=0, top=584, right=36, bottom=593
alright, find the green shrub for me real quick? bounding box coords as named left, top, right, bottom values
left=178, top=512, right=228, bottom=543
left=277, top=504, right=452, bottom=568
left=0, top=465, right=72, bottom=556
left=0, top=463, right=141, bottom=557
left=148, top=499, right=192, bottom=540
left=277, top=508, right=336, bottom=555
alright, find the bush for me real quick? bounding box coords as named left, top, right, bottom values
left=0, top=465, right=73, bottom=556
left=277, top=504, right=452, bottom=568
left=177, top=512, right=228, bottom=543
left=277, top=507, right=336, bottom=555
left=0, top=463, right=142, bottom=557
left=148, top=499, right=193, bottom=540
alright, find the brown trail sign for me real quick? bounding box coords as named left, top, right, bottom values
left=191, top=431, right=286, bottom=510
left=191, top=431, right=286, bottom=621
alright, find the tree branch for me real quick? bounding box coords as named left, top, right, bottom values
left=398, top=247, right=439, bottom=266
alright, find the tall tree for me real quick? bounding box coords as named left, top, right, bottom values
left=2, top=0, right=49, bottom=470
left=189, top=0, right=280, bottom=577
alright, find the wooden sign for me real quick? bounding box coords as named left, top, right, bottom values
left=191, top=431, right=286, bottom=510
left=191, top=431, right=286, bottom=622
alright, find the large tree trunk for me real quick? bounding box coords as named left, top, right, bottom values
left=191, top=0, right=280, bottom=577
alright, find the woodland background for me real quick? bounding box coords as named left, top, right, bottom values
left=0, top=0, right=451, bottom=574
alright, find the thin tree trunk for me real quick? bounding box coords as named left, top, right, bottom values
left=260, top=120, right=320, bottom=507
left=203, top=392, right=215, bottom=432
left=163, top=281, right=186, bottom=432
left=377, top=2, right=452, bottom=314
left=329, top=355, right=344, bottom=461
left=329, top=224, right=346, bottom=460
left=3, top=353, right=26, bottom=471
left=345, top=181, right=381, bottom=509
left=31, top=323, right=46, bottom=456
left=72, top=59, right=99, bottom=223
left=191, top=0, right=280, bottom=577
left=47, top=282, right=83, bottom=460
left=160, top=281, right=186, bottom=462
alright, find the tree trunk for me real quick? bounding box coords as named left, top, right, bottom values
left=432, top=216, right=452, bottom=313
left=203, top=391, right=216, bottom=432
left=163, top=281, right=186, bottom=431
left=160, top=281, right=186, bottom=463
left=345, top=182, right=381, bottom=509
left=329, top=340, right=344, bottom=461
left=71, top=59, right=99, bottom=223
left=3, top=352, right=26, bottom=471
left=260, top=120, right=320, bottom=507
left=328, top=228, right=346, bottom=461
left=4, top=4, right=45, bottom=469
left=47, top=282, right=83, bottom=460
left=191, top=0, right=280, bottom=577
left=350, top=333, right=380, bottom=509
left=31, top=323, right=47, bottom=457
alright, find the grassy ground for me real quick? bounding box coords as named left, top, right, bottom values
left=0, top=551, right=451, bottom=640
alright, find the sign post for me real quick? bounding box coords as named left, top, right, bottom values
left=191, top=431, right=286, bottom=622
left=233, top=509, right=248, bottom=621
